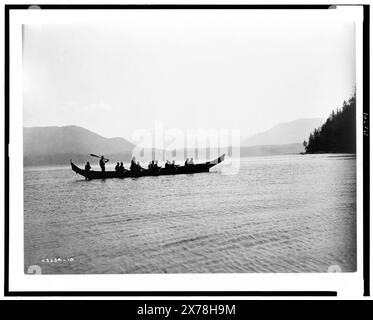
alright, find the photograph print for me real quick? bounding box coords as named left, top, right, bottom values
left=23, top=12, right=357, bottom=274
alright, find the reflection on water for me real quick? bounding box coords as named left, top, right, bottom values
left=24, top=154, right=356, bottom=274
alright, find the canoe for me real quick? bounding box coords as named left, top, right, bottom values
left=71, top=154, right=225, bottom=180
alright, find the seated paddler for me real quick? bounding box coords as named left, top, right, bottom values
left=85, top=162, right=91, bottom=172
left=130, top=157, right=137, bottom=171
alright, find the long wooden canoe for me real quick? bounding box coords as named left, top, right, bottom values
left=71, top=154, right=225, bottom=180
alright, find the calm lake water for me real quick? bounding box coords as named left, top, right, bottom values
left=24, top=154, right=356, bottom=274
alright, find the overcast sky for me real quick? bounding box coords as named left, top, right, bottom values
left=23, top=16, right=355, bottom=141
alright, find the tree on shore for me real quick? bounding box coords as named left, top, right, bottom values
left=305, top=91, right=356, bottom=153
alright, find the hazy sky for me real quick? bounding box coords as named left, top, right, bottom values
left=23, top=17, right=355, bottom=141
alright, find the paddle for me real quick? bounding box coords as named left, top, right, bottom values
left=90, top=154, right=109, bottom=161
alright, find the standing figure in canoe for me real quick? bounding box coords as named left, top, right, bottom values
left=99, top=156, right=109, bottom=172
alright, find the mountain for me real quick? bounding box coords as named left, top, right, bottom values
left=23, top=120, right=324, bottom=167
left=24, top=125, right=135, bottom=166
left=242, top=118, right=324, bottom=147
left=305, top=93, right=356, bottom=153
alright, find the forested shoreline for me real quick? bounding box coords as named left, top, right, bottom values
left=304, top=91, right=356, bottom=154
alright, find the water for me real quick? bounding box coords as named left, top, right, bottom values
left=24, top=154, right=356, bottom=274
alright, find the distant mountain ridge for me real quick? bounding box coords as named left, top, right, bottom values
left=24, top=125, right=134, bottom=166
left=24, top=121, right=320, bottom=166
left=242, top=118, right=324, bottom=147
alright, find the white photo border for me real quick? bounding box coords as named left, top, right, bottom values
left=5, top=4, right=366, bottom=298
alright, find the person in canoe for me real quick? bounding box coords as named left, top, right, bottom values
left=165, top=160, right=177, bottom=172
left=189, top=158, right=194, bottom=165
left=130, top=157, right=144, bottom=173
left=171, top=160, right=177, bottom=169
left=150, top=160, right=154, bottom=168
left=84, top=162, right=91, bottom=180
left=119, top=162, right=125, bottom=173
left=130, top=157, right=137, bottom=171
left=184, top=158, right=189, bottom=166
left=148, top=160, right=159, bottom=174
left=85, top=162, right=91, bottom=171
left=115, top=162, right=120, bottom=172
left=99, top=156, right=109, bottom=172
